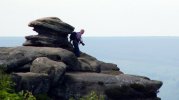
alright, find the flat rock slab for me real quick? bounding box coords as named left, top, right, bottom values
left=23, top=35, right=72, bottom=47
left=12, top=72, right=50, bottom=94
left=28, top=17, right=74, bottom=34
left=63, top=72, right=162, bottom=100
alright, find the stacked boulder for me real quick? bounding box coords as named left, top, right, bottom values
left=23, top=17, right=74, bottom=51
left=0, top=17, right=163, bottom=100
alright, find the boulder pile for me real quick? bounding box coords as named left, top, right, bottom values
left=0, top=17, right=162, bottom=100
left=23, top=17, right=74, bottom=51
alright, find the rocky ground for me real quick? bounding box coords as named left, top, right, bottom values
left=0, top=17, right=162, bottom=100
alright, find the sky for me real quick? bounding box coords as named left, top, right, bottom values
left=0, top=0, right=179, bottom=37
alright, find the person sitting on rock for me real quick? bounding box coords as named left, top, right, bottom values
left=70, top=29, right=85, bottom=57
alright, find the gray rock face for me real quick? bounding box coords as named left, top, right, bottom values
left=77, top=53, right=122, bottom=74
left=0, top=47, right=118, bottom=73
left=78, top=57, right=100, bottom=72
left=100, top=61, right=119, bottom=71
left=23, top=17, right=74, bottom=50
left=77, top=53, right=101, bottom=72
left=28, top=17, right=74, bottom=34
left=0, top=46, right=77, bottom=72
left=99, top=61, right=123, bottom=75
left=105, top=74, right=162, bottom=99
left=0, top=46, right=162, bottom=100
left=0, top=17, right=163, bottom=100
left=58, top=72, right=162, bottom=100
left=12, top=72, right=50, bottom=94
left=31, top=57, right=67, bottom=85
left=23, top=35, right=73, bottom=50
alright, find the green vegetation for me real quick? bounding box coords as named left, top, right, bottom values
left=0, top=67, right=36, bottom=100
left=0, top=66, right=104, bottom=100
left=35, top=94, right=52, bottom=100
left=70, top=91, right=105, bottom=100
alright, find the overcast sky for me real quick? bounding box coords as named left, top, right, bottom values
left=0, top=0, right=179, bottom=37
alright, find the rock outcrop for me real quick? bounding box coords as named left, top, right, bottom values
left=0, top=17, right=162, bottom=100
left=0, top=46, right=77, bottom=72
left=12, top=72, right=50, bottom=94
left=61, top=73, right=162, bottom=100
left=31, top=57, right=67, bottom=85
left=23, top=17, right=74, bottom=51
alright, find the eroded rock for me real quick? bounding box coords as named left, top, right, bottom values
left=12, top=72, right=50, bottom=94
left=0, top=46, right=77, bottom=72
left=23, top=17, right=74, bottom=50
left=58, top=72, right=162, bottom=100
left=31, top=57, right=67, bottom=85
left=28, top=17, right=74, bottom=34
left=0, top=17, right=163, bottom=100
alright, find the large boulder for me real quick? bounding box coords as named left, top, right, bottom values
left=77, top=53, right=123, bottom=74
left=77, top=57, right=101, bottom=72
left=23, top=17, right=74, bottom=50
left=54, top=72, right=162, bottom=100
left=105, top=74, right=162, bottom=100
left=99, top=61, right=123, bottom=75
left=76, top=53, right=101, bottom=72
left=30, top=57, right=67, bottom=85
left=0, top=46, right=78, bottom=72
left=12, top=72, right=50, bottom=94
left=99, top=62, right=119, bottom=71
left=28, top=17, right=74, bottom=35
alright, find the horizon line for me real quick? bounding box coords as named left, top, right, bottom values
left=0, top=36, right=179, bottom=38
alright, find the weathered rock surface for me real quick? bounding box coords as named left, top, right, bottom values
left=53, top=72, right=162, bottom=100
left=77, top=53, right=123, bottom=75
left=0, top=46, right=162, bottom=99
left=23, top=35, right=73, bottom=50
left=12, top=72, right=50, bottom=94
left=99, top=61, right=124, bottom=75
left=99, top=61, right=119, bottom=71
left=0, top=17, right=163, bottom=100
left=31, top=57, right=67, bottom=85
left=23, top=17, right=74, bottom=50
left=0, top=47, right=121, bottom=73
left=77, top=57, right=100, bottom=72
left=28, top=17, right=74, bottom=34
left=0, top=46, right=77, bottom=72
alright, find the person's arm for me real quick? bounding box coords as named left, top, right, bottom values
left=80, top=41, right=85, bottom=46
left=77, top=33, right=85, bottom=46
left=79, top=37, right=85, bottom=46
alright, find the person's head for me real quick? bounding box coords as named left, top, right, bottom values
left=80, top=29, right=85, bottom=34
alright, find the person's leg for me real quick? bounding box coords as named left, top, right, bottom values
left=73, top=41, right=80, bottom=57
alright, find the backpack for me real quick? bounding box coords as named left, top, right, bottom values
left=70, top=32, right=77, bottom=41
